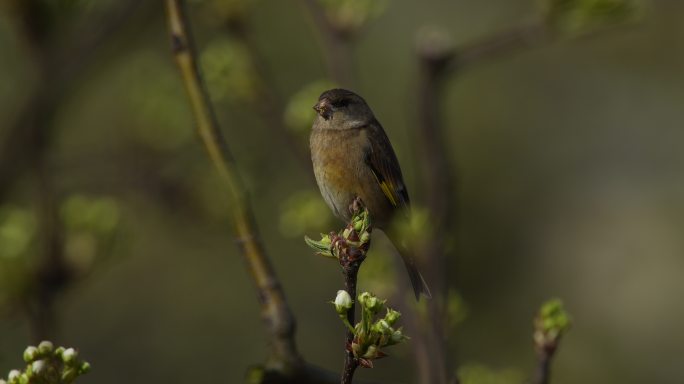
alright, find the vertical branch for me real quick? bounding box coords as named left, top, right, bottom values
left=0, top=0, right=144, bottom=202
left=413, top=33, right=457, bottom=384
left=226, top=21, right=311, bottom=169
left=340, top=263, right=360, bottom=384
left=1, top=0, right=142, bottom=341
left=329, top=198, right=369, bottom=384
left=298, top=0, right=356, bottom=87
left=165, top=0, right=302, bottom=371
left=29, top=161, right=70, bottom=343
left=533, top=349, right=552, bottom=384
left=532, top=299, right=570, bottom=384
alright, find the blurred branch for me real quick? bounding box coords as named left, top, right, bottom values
left=411, top=30, right=456, bottom=384
left=24, top=156, right=71, bottom=343
left=225, top=19, right=312, bottom=170
left=0, top=0, right=145, bottom=342
left=298, top=0, right=356, bottom=87
left=0, top=0, right=144, bottom=202
left=165, top=0, right=303, bottom=374
left=166, top=5, right=375, bottom=382
left=455, top=22, right=550, bottom=69
left=532, top=299, right=571, bottom=384
left=412, top=6, right=634, bottom=381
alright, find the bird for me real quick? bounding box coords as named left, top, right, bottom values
left=310, top=88, right=431, bottom=300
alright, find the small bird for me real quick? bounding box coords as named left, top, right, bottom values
left=310, top=88, right=431, bottom=299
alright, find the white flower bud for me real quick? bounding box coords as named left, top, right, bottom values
left=333, top=290, right=353, bottom=314
left=31, top=360, right=46, bottom=375
left=37, top=341, right=53, bottom=355
left=7, top=370, right=20, bottom=381
left=23, top=346, right=38, bottom=362
left=62, top=348, right=78, bottom=363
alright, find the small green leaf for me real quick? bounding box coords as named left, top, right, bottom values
left=304, top=235, right=334, bottom=258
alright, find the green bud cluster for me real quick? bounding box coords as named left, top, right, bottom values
left=304, top=203, right=372, bottom=260
left=533, top=299, right=571, bottom=351
left=2, top=341, right=90, bottom=384
left=333, top=291, right=408, bottom=368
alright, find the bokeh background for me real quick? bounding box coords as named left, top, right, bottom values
left=1, top=0, right=683, bottom=383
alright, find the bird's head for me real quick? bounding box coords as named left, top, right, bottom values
left=313, top=88, right=374, bottom=129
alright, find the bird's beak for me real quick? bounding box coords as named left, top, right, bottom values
left=313, top=98, right=333, bottom=120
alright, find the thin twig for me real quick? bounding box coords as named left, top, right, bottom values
left=341, top=263, right=360, bottom=384
left=455, top=22, right=550, bottom=69
left=165, top=0, right=301, bottom=371
left=533, top=347, right=553, bottom=384
left=331, top=198, right=369, bottom=384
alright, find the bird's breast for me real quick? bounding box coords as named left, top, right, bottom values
left=310, top=128, right=393, bottom=226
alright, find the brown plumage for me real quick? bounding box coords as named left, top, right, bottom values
left=310, top=88, right=431, bottom=300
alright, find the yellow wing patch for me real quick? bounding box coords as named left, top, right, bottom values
left=379, top=181, right=398, bottom=206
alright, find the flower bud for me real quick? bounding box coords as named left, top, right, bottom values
left=364, top=296, right=384, bottom=314
left=80, top=362, right=91, bottom=374
left=372, top=319, right=392, bottom=335
left=389, top=329, right=406, bottom=345
left=357, top=292, right=372, bottom=307
left=384, top=309, right=401, bottom=325
left=333, top=290, right=353, bottom=314
left=37, top=341, right=53, bottom=355
left=351, top=341, right=363, bottom=357
left=31, top=360, right=46, bottom=375
left=61, top=368, right=77, bottom=383
left=62, top=348, right=78, bottom=364
left=353, top=217, right=363, bottom=232
left=362, top=345, right=379, bottom=359
left=23, top=346, right=38, bottom=363
left=7, top=371, right=20, bottom=381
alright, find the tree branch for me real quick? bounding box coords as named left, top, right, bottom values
left=165, top=0, right=301, bottom=372
left=0, top=0, right=145, bottom=202
left=455, top=22, right=550, bottom=69
left=298, top=0, right=356, bottom=87
left=226, top=20, right=312, bottom=170
left=0, top=0, right=145, bottom=342
left=533, top=348, right=553, bottom=384
left=340, top=248, right=362, bottom=384
left=411, top=31, right=457, bottom=384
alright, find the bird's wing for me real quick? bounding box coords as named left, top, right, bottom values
left=364, top=120, right=410, bottom=212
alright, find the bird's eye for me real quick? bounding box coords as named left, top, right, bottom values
left=331, top=99, right=350, bottom=108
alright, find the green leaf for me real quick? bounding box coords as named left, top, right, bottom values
left=304, top=235, right=334, bottom=258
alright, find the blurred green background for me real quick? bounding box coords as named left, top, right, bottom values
left=1, top=0, right=683, bottom=383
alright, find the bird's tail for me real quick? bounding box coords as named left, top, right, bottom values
left=402, top=253, right=432, bottom=300
left=385, top=230, right=431, bottom=300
